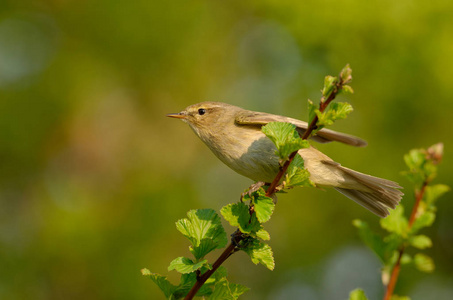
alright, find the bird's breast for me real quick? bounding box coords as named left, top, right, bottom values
left=200, top=125, right=280, bottom=182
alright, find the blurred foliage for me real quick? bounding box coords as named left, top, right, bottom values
left=1, top=0, right=452, bottom=299
left=353, top=143, right=449, bottom=300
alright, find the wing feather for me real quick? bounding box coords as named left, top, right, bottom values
left=235, top=110, right=367, bottom=147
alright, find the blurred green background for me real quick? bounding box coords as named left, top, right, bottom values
left=1, top=0, right=452, bottom=299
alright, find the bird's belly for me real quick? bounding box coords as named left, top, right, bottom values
left=207, top=131, right=280, bottom=182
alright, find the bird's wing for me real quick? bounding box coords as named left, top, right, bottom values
left=235, top=110, right=367, bottom=147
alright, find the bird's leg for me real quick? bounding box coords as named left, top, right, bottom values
left=240, top=181, right=268, bottom=201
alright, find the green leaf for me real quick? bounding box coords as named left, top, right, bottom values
left=402, top=149, right=427, bottom=185
left=143, top=272, right=177, bottom=299
left=353, top=219, right=388, bottom=262
left=380, top=205, right=409, bottom=237
left=256, top=228, right=270, bottom=241
left=141, top=268, right=152, bottom=276
left=349, top=288, right=369, bottom=300
left=174, top=272, right=212, bottom=298
left=210, top=278, right=250, bottom=300
left=414, top=253, right=435, bottom=273
left=242, top=239, right=275, bottom=270
left=189, top=239, right=218, bottom=260
left=308, top=99, right=317, bottom=125
left=424, top=184, right=450, bottom=206
left=253, top=196, right=275, bottom=223
left=409, top=235, right=432, bottom=249
left=322, top=75, right=338, bottom=99
left=212, top=266, right=228, bottom=280
left=404, top=149, right=426, bottom=170
left=285, top=154, right=315, bottom=188
left=168, top=257, right=208, bottom=274
left=210, top=279, right=231, bottom=300
left=261, top=122, right=308, bottom=160
left=341, top=84, right=354, bottom=94
left=228, top=283, right=250, bottom=299
left=176, top=209, right=227, bottom=260
left=382, top=233, right=404, bottom=261
left=400, top=253, right=412, bottom=265
left=340, top=64, right=353, bottom=84
left=206, top=268, right=249, bottom=299
left=401, top=170, right=425, bottom=187
left=410, top=211, right=435, bottom=234
left=316, top=102, right=353, bottom=127
left=221, top=202, right=261, bottom=234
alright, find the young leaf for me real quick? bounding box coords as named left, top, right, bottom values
left=349, top=288, right=369, bottom=300
left=380, top=205, right=409, bottom=237
left=413, top=253, right=435, bottom=273
left=400, top=253, right=412, bottom=265
left=404, top=149, right=426, bottom=170
left=409, top=235, right=432, bottom=249
left=210, top=278, right=231, bottom=300
left=426, top=142, right=443, bottom=164
left=168, top=257, right=208, bottom=274
left=410, top=211, right=435, bottom=234
left=341, top=85, right=354, bottom=94
left=212, top=266, right=228, bottom=280
left=285, top=154, right=314, bottom=188
left=308, top=99, right=317, bottom=125
left=190, top=239, right=218, bottom=260
left=316, top=102, right=353, bottom=127
left=402, top=149, right=427, bottom=185
left=253, top=196, right=275, bottom=223
left=176, top=209, right=228, bottom=260
left=261, top=122, right=308, bottom=160
left=210, top=278, right=250, bottom=300
left=174, top=271, right=212, bottom=298
left=242, top=239, right=275, bottom=270
left=256, top=228, right=270, bottom=241
left=228, top=283, right=250, bottom=299
left=221, top=202, right=260, bottom=234
left=322, top=75, right=338, bottom=99
left=142, top=272, right=177, bottom=299
left=424, top=184, right=450, bottom=206
left=340, top=64, right=353, bottom=84
left=353, top=219, right=388, bottom=262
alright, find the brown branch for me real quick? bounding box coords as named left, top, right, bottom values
left=184, top=231, right=242, bottom=300
left=266, top=80, right=342, bottom=196
left=409, top=182, right=428, bottom=227
left=383, top=248, right=404, bottom=300
left=383, top=180, right=429, bottom=300
left=185, top=71, right=348, bottom=300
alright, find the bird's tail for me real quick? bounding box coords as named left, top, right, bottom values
left=331, top=164, right=403, bottom=218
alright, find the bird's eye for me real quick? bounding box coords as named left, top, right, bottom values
left=198, top=108, right=206, bottom=115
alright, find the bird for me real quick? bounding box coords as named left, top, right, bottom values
left=167, top=101, right=403, bottom=217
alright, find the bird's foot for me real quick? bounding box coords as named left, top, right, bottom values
left=240, top=181, right=268, bottom=201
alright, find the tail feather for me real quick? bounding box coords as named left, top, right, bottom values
left=333, top=165, right=403, bottom=218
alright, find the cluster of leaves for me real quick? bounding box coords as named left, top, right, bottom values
left=308, top=64, right=354, bottom=134
left=350, top=143, right=449, bottom=300
left=141, top=209, right=248, bottom=299
left=142, top=123, right=313, bottom=299
left=144, top=65, right=356, bottom=299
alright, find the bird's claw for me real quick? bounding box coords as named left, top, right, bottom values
left=240, top=181, right=267, bottom=201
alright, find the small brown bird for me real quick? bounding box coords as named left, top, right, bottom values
left=168, top=102, right=402, bottom=217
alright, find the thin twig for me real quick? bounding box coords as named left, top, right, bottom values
left=383, top=180, right=429, bottom=300
left=184, top=239, right=239, bottom=299
left=266, top=81, right=341, bottom=196
left=409, top=182, right=428, bottom=227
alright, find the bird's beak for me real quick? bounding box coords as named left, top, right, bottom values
left=167, top=112, right=187, bottom=119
